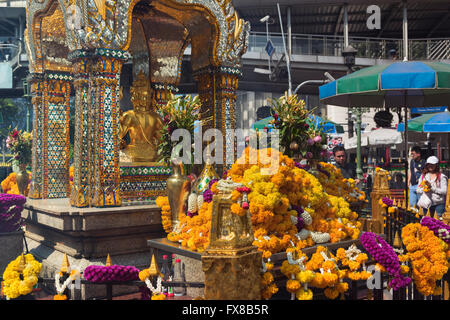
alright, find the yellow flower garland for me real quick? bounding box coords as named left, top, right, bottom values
left=281, top=247, right=315, bottom=300
left=2, top=254, right=42, bottom=299
left=261, top=269, right=278, bottom=300
left=401, top=223, right=449, bottom=296
left=304, top=246, right=349, bottom=299
left=156, top=196, right=172, bottom=234
left=335, top=246, right=372, bottom=281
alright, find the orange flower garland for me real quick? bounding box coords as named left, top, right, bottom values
left=155, top=196, right=172, bottom=234
left=401, top=223, right=449, bottom=296
left=336, top=245, right=372, bottom=281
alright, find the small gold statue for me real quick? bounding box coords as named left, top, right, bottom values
left=119, top=72, right=163, bottom=162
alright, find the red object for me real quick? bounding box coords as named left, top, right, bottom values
left=176, top=259, right=181, bottom=263
left=242, top=202, right=249, bottom=210
left=236, top=186, right=251, bottom=193
left=163, top=255, right=168, bottom=259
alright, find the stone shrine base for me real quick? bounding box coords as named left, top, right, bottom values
left=22, top=198, right=165, bottom=300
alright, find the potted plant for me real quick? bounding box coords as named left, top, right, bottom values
left=0, top=193, right=26, bottom=276
left=6, top=129, right=32, bottom=196
left=269, top=92, right=330, bottom=164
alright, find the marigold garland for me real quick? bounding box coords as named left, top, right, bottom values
left=2, top=254, right=42, bottom=299
left=281, top=247, right=315, bottom=300
left=260, top=258, right=278, bottom=299
left=156, top=196, right=172, bottom=233
left=401, top=223, right=449, bottom=296
left=335, top=244, right=372, bottom=281
left=303, top=246, right=349, bottom=299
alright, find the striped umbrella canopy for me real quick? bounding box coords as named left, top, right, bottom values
left=397, top=110, right=450, bottom=132
left=320, top=61, right=450, bottom=107
left=252, top=115, right=344, bottom=134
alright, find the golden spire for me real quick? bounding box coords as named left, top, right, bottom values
left=60, top=253, right=70, bottom=274
left=16, top=253, right=26, bottom=272
left=426, top=208, right=431, bottom=217
left=148, top=253, right=163, bottom=278
left=400, top=200, right=406, bottom=209
left=106, top=254, right=112, bottom=266
left=393, top=231, right=402, bottom=248
left=433, top=211, right=439, bottom=220
left=419, top=207, right=424, bottom=215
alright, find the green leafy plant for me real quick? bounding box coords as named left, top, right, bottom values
left=157, top=93, right=201, bottom=174
left=269, top=93, right=329, bottom=161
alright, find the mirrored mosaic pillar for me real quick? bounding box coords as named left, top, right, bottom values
left=90, top=49, right=130, bottom=207
left=29, top=73, right=44, bottom=199
left=194, top=67, right=240, bottom=173
left=41, top=72, right=72, bottom=198
left=69, top=50, right=91, bottom=207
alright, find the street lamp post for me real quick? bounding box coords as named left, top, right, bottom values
left=23, top=78, right=31, bottom=133
left=342, top=45, right=363, bottom=181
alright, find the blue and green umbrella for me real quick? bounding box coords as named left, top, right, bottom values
left=320, top=61, right=450, bottom=108
left=397, top=110, right=450, bottom=133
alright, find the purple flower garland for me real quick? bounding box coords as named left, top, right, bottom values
left=294, top=161, right=310, bottom=171
left=83, top=265, right=140, bottom=283
left=0, top=193, right=26, bottom=233
left=291, top=205, right=305, bottom=231
left=360, top=232, right=411, bottom=290
left=420, top=216, right=450, bottom=244
left=381, top=197, right=393, bottom=207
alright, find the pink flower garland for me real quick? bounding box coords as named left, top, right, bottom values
left=360, top=232, right=411, bottom=290
left=83, top=265, right=140, bottom=283
left=420, top=216, right=450, bottom=244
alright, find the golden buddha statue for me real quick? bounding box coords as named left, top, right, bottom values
left=119, top=72, right=163, bottom=162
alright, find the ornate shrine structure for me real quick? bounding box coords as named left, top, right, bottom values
left=25, top=0, right=250, bottom=207
left=21, top=0, right=249, bottom=299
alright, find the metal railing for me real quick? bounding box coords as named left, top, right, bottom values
left=247, top=32, right=450, bottom=60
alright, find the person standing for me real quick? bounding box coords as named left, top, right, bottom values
left=332, top=146, right=360, bottom=184
left=416, top=156, right=447, bottom=218
left=408, top=146, right=426, bottom=207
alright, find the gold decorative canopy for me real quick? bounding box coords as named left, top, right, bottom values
left=25, top=0, right=250, bottom=74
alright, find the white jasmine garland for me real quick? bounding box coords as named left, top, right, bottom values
left=301, top=211, right=312, bottom=225
left=144, top=276, right=163, bottom=295
left=217, top=179, right=243, bottom=193
left=287, top=251, right=306, bottom=271
left=311, top=231, right=330, bottom=244
left=438, top=228, right=450, bottom=240
left=296, top=229, right=310, bottom=241
left=197, top=194, right=204, bottom=208
left=345, top=244, right=362, bottom=260
left=261, top=260, right=267, bottom=273
left=54, top=269, right=79, bottom=295
left=290, top=215, right=298, bottom=225
left=188, top=193, right=198, bottom=213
